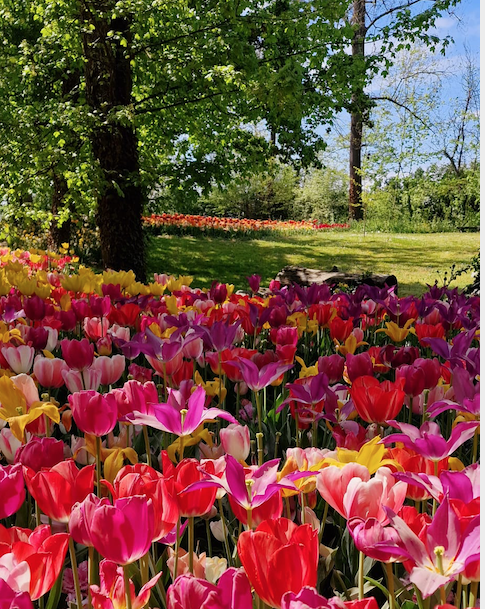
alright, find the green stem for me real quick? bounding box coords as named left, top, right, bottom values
left=218, top=498, right=231, bottom=567
left=312, top=420, right=317, bottom=447
left=188, top=516, right=194, bottom=574
left=385, top=562, right=395, bottom=609
left=471, top=428, right=478, bottom=463
left=123, top=565, right=133, bottom=609
left=358, top=551, right=365, bottom=601
left=147, top=552, right=167, bottom=608
left=205, top=519, right=212, bottom=557
left=95, top=435, right=102, bottom=497
left=254, top=390, right=263, bottom=436
left=256, top=432, right=264, bottom=467
left=68, top=535, right=83, bottom=609
left=88, top=546, right=95, bottom=609
left=335, top=570, right=351, bottom=601
left=414, top=585, right=425, bottom=609
left=319, top=501, right=329, bottom=544
left=469, top=581, right=478, bottom=608
left=35, top=500, right=41, bottom=528
left=455, top=575, right=462, bottom=608
left=300, top=493, right=306, bottom=524
left=285, top=497, right=291, bottom=520
left=140, top=552, right=149, bottom=586
left=143, top=425, right=152, bottom=467
left=173, top=518, right=180, bottom=581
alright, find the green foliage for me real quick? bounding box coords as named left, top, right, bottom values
left=294, top=166, right=348, bottom=223
left=201, top=161, right=298, bottom=220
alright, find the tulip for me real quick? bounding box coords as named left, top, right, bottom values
left=60, top=338, right=95, bottom=371
left=1, top=345, right=35, bottom=374
left=238, top=518, right=319, bottom=608
left=0, top=464, right=25, bottom=519
left=166, top=568, right=252, bottom=609
left=395, top=363, right=426, bottom=397
left=24, top=326, right=49, bottom=350
left=68, top=390, right=118, bottom=436
left=381, top=497, right=480, bottom=598
left=84, top=495, right=155, bottom=564
left=112, top=464, right=179, bottom=541
left=84, top=316, right=110, bottom=341
left=345, top=352, right=373, bottom=382
left=173, top=458, right=217, bottom=517
left=0, top=581, right=33, bottom=609
left=91, top=354, right=126, bottom=386
left=62, top=366, right=102, bottom=393
left=220, top=423, right=250, bottom=462
left=24, top=460, right=95, bottom=523
left=33, top=356, right=68, bottom=389
left=383, top=420, right=480, bottom=461
left=349, top=376, right=406, bottom=424
left=316, top=464, right=407, bottom=523
left=167, top=548, right=206, bottom=580
left=90, top=559, right=162, bottom=609
left=70, top=493, right=110, bottom=547
left=15, top=436, right=65, bottom=472
left=316, top=354, right=345, bottom=384
left=0, top=428, right=23, bottom=463
left=0, top=524, right=69, bottom=600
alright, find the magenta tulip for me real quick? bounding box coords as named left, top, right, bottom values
left=0, top=464, right=25, bottom=519
left=60, top=338, right=95, bottom=371
left=68, top=390, right=118, bottom=436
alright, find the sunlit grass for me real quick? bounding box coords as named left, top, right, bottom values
left=146, top=231, right=479, bottom=296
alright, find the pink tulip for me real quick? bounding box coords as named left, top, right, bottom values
left=0, top=464, right=25, bottom=519
left=91, top=559, right=162, bottom=609
left=112, top=379, right=159, bottom=419
left=33, top=356, right=68, bottom=389
left=10, top=374, right=40, bottom=407
left=15, top=436, right=65, bottom=472
left=220, top=424, right=250, bottom=462
left=87, top=495, right=155, bottom=565
left=91, top=355, right=126, bottom=386
left=60, top=338, right=95, bottom=371
left=70, top=493, right=110, bottom=547
left=68, top=390, right=118, bottom=436
left=0, top=581, right=33, bottom=609
left=0, top=428, right=23, bottom=463
left=1, top=346, right=35, bottom=374
left=316, top=463, right=370, bottom=518
left=84, top=317, right=110, bottom=341
left=167, top=568, right=252, bottom=609
left=62, top=367, right=102, bottom=393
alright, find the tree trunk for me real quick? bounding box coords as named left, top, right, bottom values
left=348, top=0, right=366, bottom=221
left=49, top=172, right=71, bottom=249
left=81, top=2, right=146, bottom=281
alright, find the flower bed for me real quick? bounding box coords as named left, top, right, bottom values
left=143, top=213, right=350, bottom=237
left=0, top=248, right=479, bottom=609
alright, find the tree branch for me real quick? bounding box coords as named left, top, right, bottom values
left=366, top=0, right=429, bottom=30
left=370, top=95, right=431, bottom=129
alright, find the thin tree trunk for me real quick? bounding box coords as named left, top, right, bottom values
left=49, top=172, right=71, bottom=249
left=81, top=2, right=146, bottom=281
left=348, top=0, right=366, bottom=221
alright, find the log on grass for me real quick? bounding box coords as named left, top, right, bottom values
left=275, top=265, right=398, bottom=291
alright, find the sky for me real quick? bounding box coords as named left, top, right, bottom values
left=317, top=0, right=481, bottom=175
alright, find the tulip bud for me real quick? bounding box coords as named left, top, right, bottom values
left=220, top=423, right=250, bottom=462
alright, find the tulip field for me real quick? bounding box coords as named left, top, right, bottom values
left=0, top=246, right=480, bottom=609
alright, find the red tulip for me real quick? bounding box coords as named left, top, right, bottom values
left=0, top=524, right=69, bottom=600
left=68, top=390, right=118, bottom=436
left=24, top=460, right=95, bottom=523
left=349, top=376, right=406, bottom=424
left=237, top=518, right=319, bottom=608
left=172, top=459, right=217, bottom=517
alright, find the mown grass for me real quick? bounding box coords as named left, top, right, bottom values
left=146, top=231, right=479, bottom=296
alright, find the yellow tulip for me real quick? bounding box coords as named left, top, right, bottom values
left=321, top=437, right=401, bottom=474
left=295, top=356, right=319, bottom=379
left=0, top=376, right=60, bottom=442
left=334, top=334, right=368, bottom=356
left=375, top=318, right=415, bottom=342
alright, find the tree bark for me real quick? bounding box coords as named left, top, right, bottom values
left=49, top=172, right=71, bottom=249
left=81, top=2, right=146, bottom=281
left=348, top=0, right=366, bottom=221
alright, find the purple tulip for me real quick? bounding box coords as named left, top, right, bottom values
left=383, top=420, right=479, bottom=461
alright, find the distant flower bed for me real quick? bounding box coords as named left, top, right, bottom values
left=143, top=213, right=349, bottom=237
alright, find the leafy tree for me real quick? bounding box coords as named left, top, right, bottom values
left=0, top=0, right=356, bottom=279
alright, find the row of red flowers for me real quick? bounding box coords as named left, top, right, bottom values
left=143, top=213, right=350, bottom=234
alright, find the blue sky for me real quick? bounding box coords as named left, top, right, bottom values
left=318, top=0, right=481, bottom=174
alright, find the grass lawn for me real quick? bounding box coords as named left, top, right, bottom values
left=146, top=231, right=479, bottom=296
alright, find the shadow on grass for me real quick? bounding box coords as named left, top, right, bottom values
left=146, top=234, right=477, bottom=296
